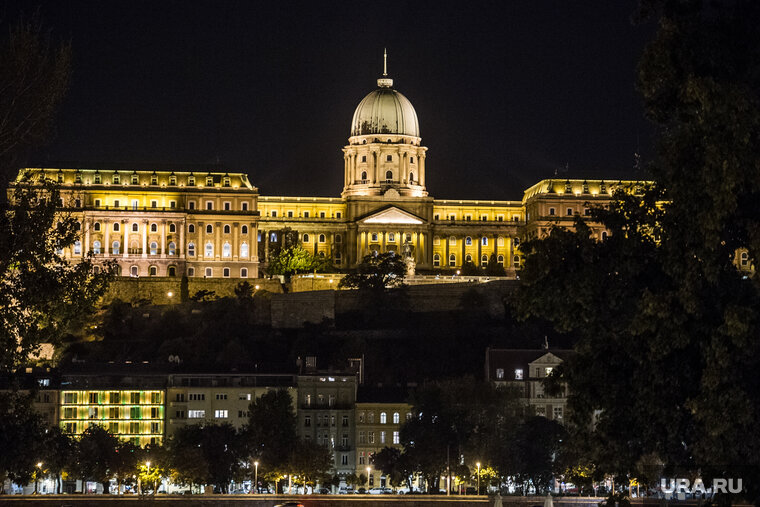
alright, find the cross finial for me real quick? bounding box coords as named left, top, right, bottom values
left=383, top=48, right=388, bottom=76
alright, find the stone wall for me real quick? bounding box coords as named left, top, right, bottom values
left=270, top=290, right=335, bottom=328
left=102, top=277, right=283, bottom=305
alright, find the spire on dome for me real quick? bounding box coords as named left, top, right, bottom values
left=377, top=48, right=393, bottom=88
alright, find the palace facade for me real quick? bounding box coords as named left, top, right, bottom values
left=10, top=69, right=642, bottom=280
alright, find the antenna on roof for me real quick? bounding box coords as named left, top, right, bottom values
left=383, top=48, right=388, bottom=76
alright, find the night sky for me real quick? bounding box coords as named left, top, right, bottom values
left=3, top=1, right=654, bottom=200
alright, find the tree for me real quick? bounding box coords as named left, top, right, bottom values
left=289, top=439, right=333, bottom=490
left=372, top=447, right=412, bottom=489
left=42, top=425, right=75, bottom=494
left=266, top=243, right=330, bottom=278
left=338, top=251, right=406, bottom=291
left=511, top=416, right=565, bottom=494
left=0, top=14, right=71, bottom=184
left=484, top=253, right=506, bottom=276
left=168, top=423, right=245, bottom=493
left=461, top=260, right=480, bottom=276
left=245, top=389, right=298, bottom=485
left=514, top=2, right=760, bottom=502
left=190, top=289, right=217, bottom=302
left=71, top=424, right=122, bottom=493
left=1, top=178, right=115, bottom=372
left=0, top=391, right=48, bottom=492
left=234, top=281, right=254, bottom=300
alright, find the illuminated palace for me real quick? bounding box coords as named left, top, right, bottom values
left=11, top=66, right=644, bottom=279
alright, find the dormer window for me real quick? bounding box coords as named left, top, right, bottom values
left=151, top=174, right=158, bottom=185
left=188, top=176, right=195, bottom=186
left=94, top=173, right=101, bottom=184
left=113, top=174, right=120, bottom=184
left=74, top=172, right=82, bottom=183
left=206, top=176, right=213, bottom=186
left=131, top=174, right=139, bottom=185
left=169, top=175, right=177, bottom=186
left=223, top=177, right=231, bottom=187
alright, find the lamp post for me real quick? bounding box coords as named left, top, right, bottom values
left=366, top=467, right=371, bottom=490
left=476, top=462, right=481, bottom=495
left=254, top=461, right=259, bottom=494
left=34, top=462, right=43, bottom=494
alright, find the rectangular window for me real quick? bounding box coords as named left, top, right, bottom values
left=342, top=415, right=349, bottom=426
left=215, top=393, right=228, bottom=400
left=496, top=368, right=504, bottom=379
left=129, top=406, right=140, bottom=419
left=303, top=211, right=310, bottom=218
left=515, top=368, right=524, bottom=380
left=224, top=202, right=231, bottom=210
left=368, top=431, right=375, bottom=444
left=567, top=208, right=573, bottom=216
left=239, top=393, right=251, bottom=400
left=549, top=208, right=555, bottom=216
left=305, top=416, right=311, bottom=427
left=150, top=200, right=157, bottom=208
left=151, top=422, right=160, bottom=433
left=150, top=407, right=159, bottom=418
left=109, top=407, right=119, bottom=419
left=553, top=407, right=563, bottom=420
left=342, top=454, right=348, bottom=465
left=242, top=202, right=249, bottom=211
left=336, top=211, right=342, bottom=219
left=380, top=431, right=386, bottom=444
left=63, top=392, right=77, bottom=404
left=207, top=201, right=214, bottom=210
left=89, top=392, right=99, bottom=404
left=188, top=201, right=196, bottom=210
left=188, top=410, right=205, bottom=418
left=214, top=410, right=228, bottom=418
left=271, top=210, right=277, bottom=217
left=359, top=431, right=365, bottom=443
left=170, top=201, right=176, bottom=208
left=189, top=393, right=205, bottom=401
left=175, top=410, right=186, bottom=419
left=287, top=210, right=294, bottom=217
left=393, top=431, right=400, bottom=444
left=359, top=452, right=365, bottom=465
left=130, top=392, right=140, bottom=404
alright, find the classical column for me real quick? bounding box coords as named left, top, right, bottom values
left=214, top=222, right=221, bottom=260
left=142, top=221, right=148, bottom=258
left=84, top=219, right=91, bottom=255
left=233, top=222, right=239, bottom=261
left=179, top=221, right=185, bottom=256
left=104, top=220, right=110, bottom=258
left=415, top=232, right=421, bottom=263
left=477, top=236, right=482, bottom=266
left=264, top=229, right=269, bottom=262
left=252, top=223, right=259, bottom=263
left=160, top=221, right=166, bottom=257
left=419, top=153, right=426, bottom=186
left=372, top=151, right=377, bottom=184
left=123, top=221, right=128, bottom=258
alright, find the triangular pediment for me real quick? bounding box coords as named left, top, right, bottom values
left=359, top=206, right=424, bottom=225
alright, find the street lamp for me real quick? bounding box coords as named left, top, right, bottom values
left=253, top=461, right=259, bottom=494
left=366, top=467, right=371, bottom=489
left=34, top=462, right=43, bottom=494
left=476, top=462, right=481, bottom=495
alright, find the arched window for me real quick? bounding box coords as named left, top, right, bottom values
left=188, top=267, right=195, bottom=277
left=240, top=242, right=249, bottom=258
left=482, top=236, right=488, bottom=246
left=73, top=241, right=81, bottom=255
left=188, top=224, right=195, bottom=233
left=149, top=266, right=158, bottom=276
left=113, top=222, right=120, bottom=232
left=513, top=255, right=520, bottom=264
left=168, top=242, right=176, bottom=255
left=409, top=172, right=414, bottom=182
left=433, top=253, right=440, bottom=267
left=93, top=222, right=101, bottom=232
left=112, top=240, right=120, bottom=255
left=740, top=252, right=749, bottom=266
left=223, top=224, right=231, bottom=234
left=168, top=266, right=176, bottom=277
left=130, top=265, right=138, bottom=277
left=371, top=233, right=378, bottom=242
left=222, top=242, right=231, bottom=258
left=74, top=222, right=81, bottom=231
left=206, top=224, right=213, bottom=234
left=449, top=236, right=456, bottom=245
left=385, top=170, right=393, bottom=180
left=497, top=255, right=504, bottom=266
left=465, top=254, right=473, bottom=263
left=241, top=225, right=248, bottom=234
left=150, top=242, right=158, bottom=255
left=393, top=412, right=400, bottom=424
left=132, top=223, right=139, bottom=232
left=361, top=171, right=367, bottom=180
left=223, top=267, right=230, bottom=278
left=240, top=268, right=248, bottom=278
left=204, top=267, right=212, bottom=277
left=169, top=223, right=176, bottom=233
left=150, top=223, right=157, bottom=232
left=319, top=234, right=326, bottom=243
left=92, top=241, right=101, bottom=254
left=114, top=264, right=122, bottom=276
left=481, top=254, right=488, bottom=267
left=187, top=242, right=195, bottom=257
left=497, top=236, right=505, bottom=247
left=449, top=253, right=456, bottom=266
left=334, top=252, right=342, bottom=265
left=380, top=412, right=387, bottom=424
left=465, top=236, right=472, bottom=246
left=205, top=242, right=213, bottom=257
left=601, top=231, right=608, bottom=240
left=335, top=234, right=342, bottom=243
left=303, top=233, right=310, bottom=243
left=270, top=232, right=278, bottom=242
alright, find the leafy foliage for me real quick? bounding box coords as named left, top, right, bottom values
left=338, top=251, right=406, bottom=291
left=0, top=391, right=49, bottom=489
left=266, top=243, right=331, bottom=277
left=0, top=178, right=114, bottom=372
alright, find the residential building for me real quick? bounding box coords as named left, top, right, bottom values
left=354, top=387, right=412, bottom=488
left=485, top=348, right=574, bottom=423
left=297, top=372, right=358, bottom=477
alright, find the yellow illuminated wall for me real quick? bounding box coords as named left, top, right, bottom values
left=60, top=390, right=165, bottom=447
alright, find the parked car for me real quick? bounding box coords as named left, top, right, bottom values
left=273, top=503, right=305, bottom=507
left=338, top=487, right=354, bottom=494
left=369, top=487, right=393, bottom=494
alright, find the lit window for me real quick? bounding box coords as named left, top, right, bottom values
left=73, top=241, right=81, bottom=255
left=188, top=410, right=205, bottom=418
left=380, top=412, right=387, bottom=424
left=496, top=368, right=504, bottom=379
left=223, top=242, right=231, bottom=258
left=465, top=236, right=472, bottom=246
left=393, top=431, right=400, bottom=444
left=393, top=412, right=399, bottom=424
left=205, top=242, right=213, bottom=257
left=187, top=242, right=195, bottom=256
left=112, top=241, right=120, bottom=255
left=168, top=242, right=176, bottom=255
left=433, top=254, right=440, bottom=267
left=515, top=369, right=523, bottom=380
left=150, top=242, right=157, bottom=255
left=482, top=236, right=488, bottom=246
left=92, top=241, right=101, bottom=254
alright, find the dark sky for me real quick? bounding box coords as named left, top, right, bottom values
left=3, top=1, right=655, bottom=200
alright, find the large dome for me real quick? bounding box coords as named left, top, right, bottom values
left=350, top=79, right=420, bottom=137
